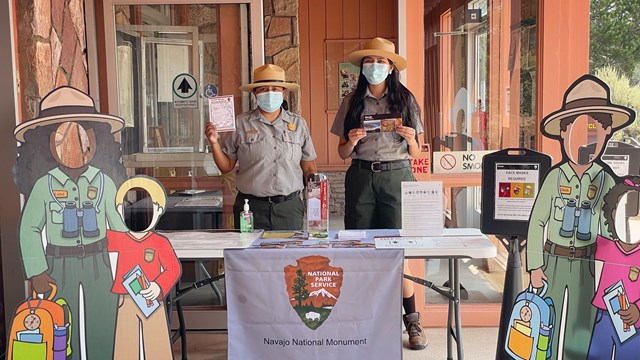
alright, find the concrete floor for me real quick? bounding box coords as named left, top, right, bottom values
left=172, top=327, right=499, bottom=359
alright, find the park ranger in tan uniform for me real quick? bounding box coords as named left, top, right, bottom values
left=205, top=64, right=317, bottom=230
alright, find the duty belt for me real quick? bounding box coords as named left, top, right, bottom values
left=46, top=238, right=107, bottom=258
left=239, top=190, right=301, bottom=204
left=352, top=159, right=411, bottom=172
left=544, top=242, right=597, bottom=260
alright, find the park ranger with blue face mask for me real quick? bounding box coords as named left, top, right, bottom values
left=330, top=37, right=427, bottom=350
left=205, top=64, right=317, bottom=230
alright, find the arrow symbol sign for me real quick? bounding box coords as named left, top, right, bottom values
left=177, top=78, right=192, bottom=94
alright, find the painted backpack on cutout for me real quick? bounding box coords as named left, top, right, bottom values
left=505, top=281, right=555, bottom=360
left=7, top=284, right=72, bottom=360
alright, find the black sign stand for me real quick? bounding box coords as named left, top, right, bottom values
left=480, top=148, right=551, bottom=360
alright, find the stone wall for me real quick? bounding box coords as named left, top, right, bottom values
left=15, top=0, right=87, bottom=120
left=326, top=171, right=346, bottom=216
left=263, top=0, right=300, bottom=113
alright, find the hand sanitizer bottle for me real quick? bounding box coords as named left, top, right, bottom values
left=240, top=199, right=254, bottom=233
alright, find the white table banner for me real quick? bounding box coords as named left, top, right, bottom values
left=224, top=248, right=404, bottom=360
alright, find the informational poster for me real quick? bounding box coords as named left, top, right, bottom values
left=401, top=181, right=443, bottom=235
left=494, top=163, right=540, bottom=221
left=602, top=154, right=630, bottom=177
left=338, top=62, right=359, bottom=103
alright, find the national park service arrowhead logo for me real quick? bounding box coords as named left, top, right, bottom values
left=284, top=255, right=343, bottom=330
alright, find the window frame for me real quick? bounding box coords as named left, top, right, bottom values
left=99, top=0, right=264, bottom=117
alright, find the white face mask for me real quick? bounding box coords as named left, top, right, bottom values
left=362, top=63, right=391, bottom=85
left=256, top=91, right=284, bottom=113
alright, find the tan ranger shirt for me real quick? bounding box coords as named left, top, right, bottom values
left=221, top=108, right=317, bottom=197
left=330, top=89, right=424, bottom=161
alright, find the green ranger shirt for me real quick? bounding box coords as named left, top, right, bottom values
left=526, top=161, right=615, bottom=271
left=19, top=165, right=127, bottom=278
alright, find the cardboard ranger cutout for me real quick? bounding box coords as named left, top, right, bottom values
left=6, top=87, right=181, bottom=360
left=504, top=75, right=636, bottom=359
left=108, top=176, right=181, bottom=359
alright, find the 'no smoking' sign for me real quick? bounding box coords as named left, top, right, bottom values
left=440, top=154, right=456, bottom=170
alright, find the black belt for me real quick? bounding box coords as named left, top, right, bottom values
left=352, top=159, right=411, bottom=172
left=239, top=190, right=301, bottom=204
left=46, top=238, right=107, bottom=258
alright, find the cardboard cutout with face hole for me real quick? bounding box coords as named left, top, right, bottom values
left=504, top=75, right=640, bottom=359
left=8, top=87, right=180, bottom=360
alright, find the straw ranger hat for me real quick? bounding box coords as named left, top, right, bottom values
left=542, top=74, right=635, bottom=137
left=239, top=64, right=300, bottom=92
left=348, top=37, right=407, bottom=71
left=14, top=86, right=125, bottom=142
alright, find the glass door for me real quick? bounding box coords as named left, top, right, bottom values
left=102, top=0, right=264, bottom=331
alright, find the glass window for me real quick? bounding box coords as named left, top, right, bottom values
left=113, top=4, right=251, bottom=159
left=102, top=1, right=263, bottom=328
left=589, top=0, right=640, bottom=145
left=423, top=0, right=538, bottom=307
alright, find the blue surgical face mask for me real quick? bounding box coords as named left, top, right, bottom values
left=256, top=91, right=284, bottom=113
left=362, top=63, right=391, bottom=85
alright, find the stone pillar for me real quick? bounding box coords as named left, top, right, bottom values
left=327, top=171, right=345, bottom=216
left=15, top=0, right=88, bottom=120
left=264, top=0, right=301, bottom=113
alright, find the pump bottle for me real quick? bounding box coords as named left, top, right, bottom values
left=240, top=199, right=254, bottom=233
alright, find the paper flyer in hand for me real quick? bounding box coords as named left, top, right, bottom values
left=603, top=280, right=636, bottom=343
left=208, top=95, right=236, bottom=132
left=363, top=113, right=402, bottom=133
left=122, top=265, right=160, bottom=318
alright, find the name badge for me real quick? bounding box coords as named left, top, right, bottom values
left=559, top=186, right=572, bottom=195
left=53, top=190, right=68, bottom=198
left=144, top=248, right=155, bottom=262
left=246, top=129, right=258, bottom=135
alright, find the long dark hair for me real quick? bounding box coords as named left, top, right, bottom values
left=13, top=121, right=127, bottom=198
left=602, top=175, right=640, bottom=239
left=343, top=59, right=415, bottom=139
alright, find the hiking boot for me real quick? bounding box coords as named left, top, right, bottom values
left=403, top=312, right=428, bottom=350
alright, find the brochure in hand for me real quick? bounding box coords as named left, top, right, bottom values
left=603, top=280, right=636, bottom=343
left=363, top=113, right=402, bottom=133
left=208, top=95, right=236, bottom=132
left=122, top=265, right=160, bottom=318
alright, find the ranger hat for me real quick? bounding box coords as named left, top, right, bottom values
left=348, top=37, right=407, bottom=71
left=542, top=74, right=635, bottom=137
left=14, top=86, right=124, bottom=142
